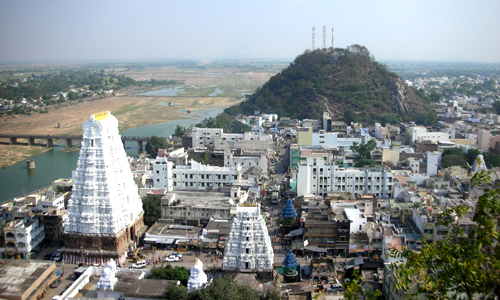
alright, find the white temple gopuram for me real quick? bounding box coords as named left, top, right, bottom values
left=222, top=203, right=274, bottom=272
left=64, top=111, right=147, bottom=265
left=187, top=259, right=209, bottom=292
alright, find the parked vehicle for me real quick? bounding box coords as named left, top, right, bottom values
left=137, top=252, right=146, bottom=258
left=164, top=255, right=179, bottom=262
left=54, top=253, right=63, bottom=262
left=50, top=278, right=61, bottom=288
left=131, top=260, right=146, bottom=269
left=49, top=253, right=57, bottom=260
left=44, top=253, right=53, bottom=260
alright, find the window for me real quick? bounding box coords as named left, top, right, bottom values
left=246, top=248, right=249, bottom=254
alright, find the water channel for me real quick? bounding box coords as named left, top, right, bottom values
left=0, top=106, right=224, bottom=203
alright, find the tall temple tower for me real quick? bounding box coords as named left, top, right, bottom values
left=222, top=203, right=274, bottom=274
left=64, top=111, right=146, bottom=265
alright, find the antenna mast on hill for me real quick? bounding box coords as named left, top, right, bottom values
left=312, top=27, right=316, bottom=50
left=331, top=27, right=334, bottom=48
left=332, top=28, right=339, bottom=65
left=323, top=26, right=326, bottom=49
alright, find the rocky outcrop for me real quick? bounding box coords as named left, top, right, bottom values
left=391, top=79, right=425, bottom=115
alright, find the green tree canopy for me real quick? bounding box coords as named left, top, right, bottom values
left=351, top=139, right=377, bottom=159
left=162, top=276, right=283, bottom=300
left=441, top=154, right=467, bottom=169
left=145, top=135, right=169, bottom=157
left=354, top=158, right=378, bottom=168
left=465, top=148, right=481, bottom=166
left=344, top=109, right=359, bottom=125
left=343, top=270, right=382, bottom=300
left=148, top=264, right=190, bottom=286
left=390, top=171, right=500, bottom=299
left=484, top=152, right=500, bottom=168
left=142, top=194, right=161, bottom=227
left=189, top=276, right=260, bottom=300
left=173, top=125, right=189, bottom=137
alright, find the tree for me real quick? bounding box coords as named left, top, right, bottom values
left=351, top=139, right=377, bottom=159
left=380, top=114, right=400, bottom=126
left=442, top=147, right=466, bottom=158
left=484, top=152, right=500, bottom=168
left=164, top=284, right=188, bottom=300
left=173, top=125, right=188, bottom=138
left=390, top=171, right=500, bottom=299
left=189, top=276, right=260, bottom=300
left=344, top=109, right=359, bottom=125
left=343, top=270, right=382, bottom=300
left=429, top=92, right=442, bottom=102
left=148, top=264, right=190, bottom=286
left=465, top=149, right=481, bottom=166
left=441, top=154, right=467, bottom=169
left=142, top=195, right=162, bottom=227
left=145, top=135, right=169, bottom=157
left=354, top=158, right=378, bottom=168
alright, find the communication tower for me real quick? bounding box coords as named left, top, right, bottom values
left=331, top=27, right=334, bottom=48
left=312, top=27, right=315, bottom=50
left=323, top=26, right=326, bottom=49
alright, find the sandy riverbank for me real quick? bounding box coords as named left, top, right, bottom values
left=0, top=95, right=239, bottom=169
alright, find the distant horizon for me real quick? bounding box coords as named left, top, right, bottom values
left=1, top=1, right=499, bottom=65
left=1, top=54, right=500, bottom=67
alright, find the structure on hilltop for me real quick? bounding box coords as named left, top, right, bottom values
left=64, top=111, right=147, bottom=265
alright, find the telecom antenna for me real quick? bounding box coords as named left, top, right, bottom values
left=331, top=27, right=334, bottom=48
left=323, top=26, right=326, bottom=49
left=332, top=27, right=339, bottom=65
left=312, top=27, right=315, bottom=50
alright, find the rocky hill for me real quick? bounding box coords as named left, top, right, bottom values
left=225, top=45, right=428, bottom=123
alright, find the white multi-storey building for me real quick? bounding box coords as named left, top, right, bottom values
left=35, top=190, right=65, bottom=214
left=374, top=123, right=388, bottom=139
left=224, top=149, right=268, bottom=174
left=223, top=203, right=274, bottom=272
left=410, top=126, right=450, bottom=144
left=192, top=127, right=273, bottom=151
left=310, top=131, right=362, bottom=149
left=152, top=159, right=242, bottom=191
left=64, top=111, right=146, bottom=265
left=296, top=157, right=394, bottom=198
left=3, top=217, right=44, bottom=259
left=426, top=151, right=441, bottom=176
left=192, top=127, right=223, bottom=149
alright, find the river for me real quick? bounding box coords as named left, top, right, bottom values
left=0, top=107, right=224, bottom=203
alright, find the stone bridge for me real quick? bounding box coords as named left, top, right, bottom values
left=0, top=133, right=149, bottom=149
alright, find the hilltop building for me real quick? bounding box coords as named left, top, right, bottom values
left=64, top=111, right=147, bottom=265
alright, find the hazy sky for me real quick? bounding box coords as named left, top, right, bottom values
left=1, top=0, right=499, bottom=63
